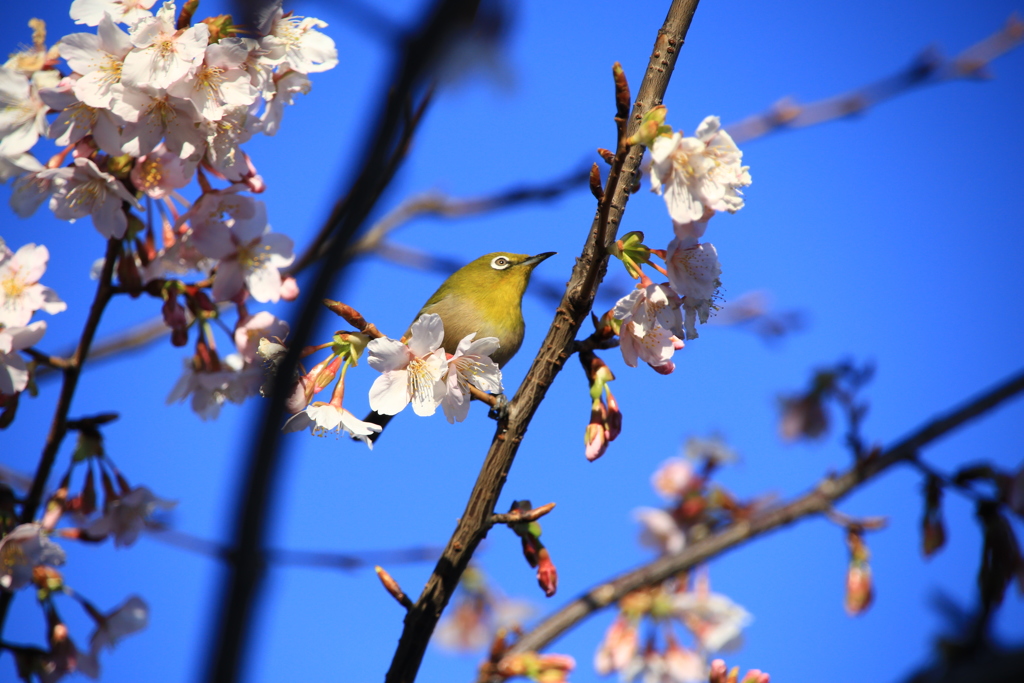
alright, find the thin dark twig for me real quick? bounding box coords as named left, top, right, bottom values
left=505, top=367, right=1024, bottom=657
left=384, top=2, right=702, bottom=682
left=0, top=239, right=119, bottom=635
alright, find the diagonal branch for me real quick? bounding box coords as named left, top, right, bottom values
left=506, top=367, right=1024, bottom=656
left=384, top=2, right=703, bottom=681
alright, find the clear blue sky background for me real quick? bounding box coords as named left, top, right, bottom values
left=2, top=1, right=1023, bottom=682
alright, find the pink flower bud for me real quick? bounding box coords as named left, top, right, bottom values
left=536, top=547, right=558, bottom=597
left=845, top=564, right=873, bottom=615
left=279, top=277, right=300, bottom=301
left=650, top=360, right=675, bottom=375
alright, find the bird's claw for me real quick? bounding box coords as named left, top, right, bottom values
left=488, top=393, right=510, bottom=422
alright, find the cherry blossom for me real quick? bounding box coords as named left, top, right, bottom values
left=594, top=615, right=640, bottom=675
left=634, top=507, right=686, bottom=555
left=367, top=314, right=449, bottom=417
left=258, top=0, right=338, bottom=74
left=0, top=243, right=66, bottom=327
left=282, top=402, right=382, bottom=445
left=650, top=116, right=751, bottom=224
left=665, top=237, right=721, bottom=340
left=0, top=321, right=47, bottom=395
left=0, top=67, right=60, bottom=156
left=70, top=0, right=157, bottom=27
left=260, top=69, right=310, bottom=136
left=40, top=78, right=125, bottom=155
left=112, top=86, right=206, bottom=158
left=613, top=283, right=684, bottom=371
left=89, top=596, right=148, bottom=654
left=204, top=105, right=261, bottom=181
left=663, top=641, right=706, bottom=683
left=58, top=14, right=133, bottom=109
left=168, top=38, right=259, bottom=122
left=0, top=523, right=66, bottom=590
left=441, top=333, right=502, bottom=423
left=189, top=199, right=295, bottom=303
left=85, top=486, right=176, bottom=547
left=10, top=167, right=64, bottom=218
left=672, top=583, right=751, bottom=652
left=166, top=354, right=262, bottom=419
left=651, top=458, right=698, bottom=499
left=121, top=1, right=209, bottom=91
left=234, top=311, right=289, bottom=363
left=0, top=150, right=43, bottom=183
left=129, top=142, right=196, bottom=199
left=48, top=157, right=141, bottom=238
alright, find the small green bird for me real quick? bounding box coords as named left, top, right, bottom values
left=365, top=251, right=555, bottom=440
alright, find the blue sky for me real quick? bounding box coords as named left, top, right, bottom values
left=2, top=1, right=1023, bottom=682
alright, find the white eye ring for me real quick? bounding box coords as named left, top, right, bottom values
left=491, top=256, right=511, bottom=270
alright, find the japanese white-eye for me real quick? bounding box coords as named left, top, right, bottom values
left=365, top=251, right=555, bottom=439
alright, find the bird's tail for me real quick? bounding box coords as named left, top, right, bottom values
left=360, top=411, right=394, bottom=444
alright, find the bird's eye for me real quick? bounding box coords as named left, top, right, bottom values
left=491, top=256, right=510, bottom=270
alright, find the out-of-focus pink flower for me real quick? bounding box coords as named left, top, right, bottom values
left=89, top=595, right=148, bottom=654
left=652, top=458, right=698, bottom=499
left=0, top=321, right=48, bottom=395
left=85, top=486, right=176, bottom=547
left=0, top=523, right=66, bottom=591
left=234, top=311, right=289, bottom=363
left=594, top=615, right=640, bottom=675
left=635, top=507, right=686, bottom=556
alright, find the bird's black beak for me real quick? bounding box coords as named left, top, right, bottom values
left=523, top=252, right=556, bottom=267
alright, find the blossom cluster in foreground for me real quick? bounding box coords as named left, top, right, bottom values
left=271, top=312, right=504, bottom=447
left=608, top=108, right=750, bottom=372
left=1, top=0, right=340, bottom=420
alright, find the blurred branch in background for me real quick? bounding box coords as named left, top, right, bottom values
left=724, top=14, right=1024, bottom=143
left=500, top=367, right=1024, bottom=661
left=206, top=0, right=493, bottom=681
left=150, top=528, right=440, bottom=570
left=33, top=16, right=1022, bottom=376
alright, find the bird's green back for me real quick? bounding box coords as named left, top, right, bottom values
left=406, top=252, right=548, bottom=367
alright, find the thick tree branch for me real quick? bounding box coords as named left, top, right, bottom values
left=384, top=2, right=702, bottom=681
left=506, top=367, right=1024, bottom=656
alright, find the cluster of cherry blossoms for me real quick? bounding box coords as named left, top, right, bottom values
left=578, top=108, right=749, bottom=462
left=0, top=424, right=175, bottom=679
left=607, top=107, right=750, bottom=373
left=1, top=0, right=339, bottom=420
left=268, top=309, right=504, bottom=447
left=594, top=444, right=761, bottom=683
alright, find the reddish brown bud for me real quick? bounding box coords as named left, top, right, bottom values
left=536, top=547, right=558, bottom=597
left=589, top=162, right=604, bottom=201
